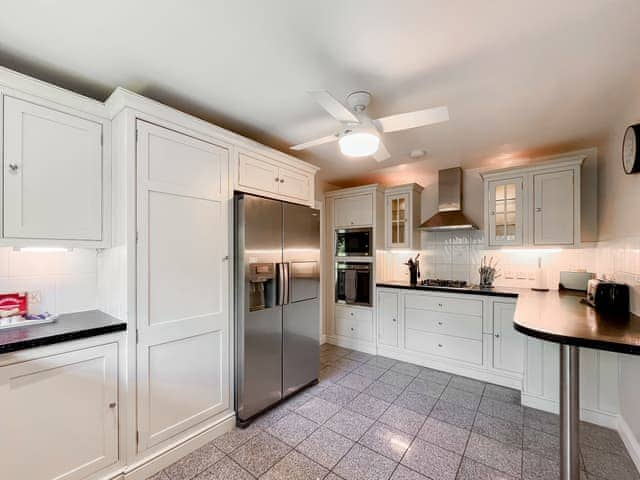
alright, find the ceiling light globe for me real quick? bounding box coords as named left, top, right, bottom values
left=338, top=132, right=380, bottom=157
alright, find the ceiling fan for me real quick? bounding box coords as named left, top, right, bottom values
left=290, top=90, right=449, bottom=161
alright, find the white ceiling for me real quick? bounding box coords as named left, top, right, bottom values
left=1, top=0, right=639, bottom=186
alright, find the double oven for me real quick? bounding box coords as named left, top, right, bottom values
left=335, top=227, right=373, bottom=306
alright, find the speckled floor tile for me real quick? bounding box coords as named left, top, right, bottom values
left=284, top=391, right=315, bottom=410
left=296, top=397, right=342, bottom=424
left=352, top=363, right=388, bottom=380
left=522, top=450, right=560, bottom=480
left=230, top=431, right=291, bottom=477
left=418, top=417, right=470, bottom=454
left=378, top=404, right=426, bottom=435
left=261, top=450, right=328, bottom=480
left=478, top=396, right=523, bottom=425
left=390, top=362, right=422, bottom=377
left=195, top=456, right=254, bottom=480
left=449, top=376, right=486, bottom=395
left=379, top=370, right=415, bottom=389
left=524, top=407, right=559, bottom=436
left=418, top=367, right=452, bottom=385
left=319, top=365, right=351, bottom=384
left=333, top=357, right=363, bottom=372
left=581, top=445, right=640, bottom=480
left=483, top=384, right=521, bottom=405
left=325, top=408, right=375, bottom=441
left=524, top=426, right=560, bottom=461
left=406, top=378, right=446, bottom=398
left=146, top=472, right=169, bottom=480
left=316, top=384, right=360, bottom=407
left=163, top=441, right=225, bottom=479
left=253, top=404, right=293, bottom=429
left=456, top=457, right=518, bottom=479
left=440, top=386, right=482, bottom=410
left=390, top=465, right=429, bottom=480
left=213, top=425, right=262, bottom=454
left=359, top=422, right=413, bottom=461
left=296, top=426, right=354, bottom=469
left=580, top=422, right=627, bottom=454
left=464, top=432, right=522, bottom=477
left=366, top=381, right=405, bottom=403
left=366, top=356, right=398, bottom=370
left=347, top=392, right=392, bottom=419
left=338, top=372, right=374, bottom=392
left=473, top=412, right=523, bottom=445
left=266, top=412, right=319, bottom=446
left=334, top=444, right=397, bottom=480
left=430, top=399, right=476, bottom=429
left=402, top=437, right=461, bottom=480
left=393, top=390, right=437, bottom=416
left=325, top=474, right=344, bottom=480
left=346, top=350, right=373, bottom=362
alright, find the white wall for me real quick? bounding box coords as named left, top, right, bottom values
left=0, top=248, right=98, bottom=315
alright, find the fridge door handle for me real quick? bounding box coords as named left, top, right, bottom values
left=283, top=262, right=290, bottom=305
left=276, top=263, right=285, bottom=306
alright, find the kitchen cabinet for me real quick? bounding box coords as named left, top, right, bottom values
left=2, top=94, right=110, bottom=245
left=377, top=290, right=399, bottom=347
left=482, top=157, right=583, bottom=248
left=236, top=149, right=316, bottom=206
left=136, top=120, right=230, bottom=451
left=492, top=302, right=524, bottom=374
left=335, top=304, right=374, bottom=342
left=0, top=342, right=118, bottom=480
left=384, top=183, right=423, bottom=249
left=533, top=170, right=574, bottom=245
left=334, top=193, right=374, bottom=227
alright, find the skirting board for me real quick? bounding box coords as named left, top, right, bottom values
left=522, top=393, right=618, bottom=429
left=320, top=334, right=328, bottom=345
left=618, top=414, right=640, bottom=474
left=123, top=413, right=235, bottom=480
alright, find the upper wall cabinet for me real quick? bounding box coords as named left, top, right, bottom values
left=235, top=147, right=318, bottom=206
left=482, top=157, right=583, bottom=248
left=334, top=193, right=374, bottom=228
left=1, top=94, right=111, bottom=247
left=384, top=183, right=423, bottom=249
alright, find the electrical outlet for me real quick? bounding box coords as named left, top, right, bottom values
left=28, top=291, right=41, bottom=304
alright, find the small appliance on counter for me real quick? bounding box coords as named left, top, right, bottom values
left=0, top=292, right=58, bottom=330
left=532, top=257, right=549, bottom=291
left=585, top=279, right=630, bottom=314
left=559, top=271, right=595, bottom=292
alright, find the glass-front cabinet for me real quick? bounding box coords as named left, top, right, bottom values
left=389, top=193, right=408, bottom=247
left=384, top=183, right=423, bottom=250
left=487, top=177, right=523, bottom=246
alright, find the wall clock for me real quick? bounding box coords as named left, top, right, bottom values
left=623, top=124, right=640, bottom=174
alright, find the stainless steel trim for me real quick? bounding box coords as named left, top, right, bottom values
left=276, top=263, right=285, bottom=306
left=335, top=227, right=373, bottom=257
left=335, top=261, right=373, bottom=307
left=283, top=262, right=290, bottom=305
left=560, top=344, right=580, bottom=480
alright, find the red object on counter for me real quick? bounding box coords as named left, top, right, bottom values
left=0, top=293, right=28, bottom=316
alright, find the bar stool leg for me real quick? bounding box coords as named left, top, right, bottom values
left=560, top=344, right=580, bottom=480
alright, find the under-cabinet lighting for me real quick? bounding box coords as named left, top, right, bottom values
left=13, top=247, right=73, bottom=253
left=500, top=248, right=562, bottom=254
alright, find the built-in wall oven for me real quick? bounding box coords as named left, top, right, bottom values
left=335, top=262, right=372, bottom=306
left=335, top=227, right=372, bottom=257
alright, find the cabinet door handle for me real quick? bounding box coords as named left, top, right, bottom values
left=535, top=207, right=542, bottom=212
left=350, top=312, right=354, bottom=316
left=350, top=327, right=355, bottom=331
left=8, top=163, right=18, bottom=172
left=109, top=402, right=117, bottom=409
left=437, top=343, right=443, bottom=348
left=494, top=334, right=500, bottom=338
left=392, top=318, right=396, bottom=323
left=437, top=321, right=443, bottom=326
left=437, top=303, right=443, bottom=307
left=490, top=211, right=495, bottom=216
left=275, top=177, right=280, bottom=182
left=280, top=179, right=284, bottom=183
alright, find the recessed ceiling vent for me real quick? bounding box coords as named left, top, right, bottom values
left=419, top=167, right=478, bottom=231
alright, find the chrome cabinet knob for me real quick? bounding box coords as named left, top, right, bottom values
left=108, top=402, right=117, bottom=409
left=275, top=177, right=280, bottom=182
left=494, top=334, right=500, bottom=338
left=392, top=318, right=396, bottom=323
left=8, top=163, right=18, bottom=172
left=437, top=321, right=443, bottom=326
left=535, top=207, right=542, bottom=212
left=437, top=344, right=443, bottom=348
left=280, top=179, right=284, bottom=183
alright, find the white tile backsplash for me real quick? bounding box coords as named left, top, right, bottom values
left=0, top=248, right=98, bottom=315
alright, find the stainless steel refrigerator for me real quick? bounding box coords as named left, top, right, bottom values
left=234, top=192, right=320, bottom=426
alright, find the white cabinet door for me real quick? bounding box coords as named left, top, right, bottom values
left=386, top=193, right=410, bottom=249
left=492, top=302, right=524, bottom=374
left=534, top=170, right=574, bottom=245
left=0, top=343, right=118, bottom=480
left=487, top=177, right=523, bottom=247
left=136, top=120, right=229, bottom=451
left=278, top=165, right=310, bottom=201
left=3, top=96, right=103, bottom=240
left=237, top=151, right=279, bottom=194
left=377, top=291, right=399, bottom=347
left=334, top=193, right=373, bottom=227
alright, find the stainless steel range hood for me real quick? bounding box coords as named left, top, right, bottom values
left=419, top=167, right=478, bottom=231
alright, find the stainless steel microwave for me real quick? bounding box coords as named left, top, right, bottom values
left=335, top=227, right=372, bottom=257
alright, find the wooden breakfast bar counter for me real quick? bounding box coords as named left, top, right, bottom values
left=513, top=289, right=640, bottom=479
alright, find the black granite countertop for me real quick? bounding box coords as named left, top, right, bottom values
left=0, top=310, right=126, bottom=354
left=376, top=281, right=520, bottom=298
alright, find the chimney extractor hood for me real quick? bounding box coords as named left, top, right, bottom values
left=419, top=167, right=478, bottom=231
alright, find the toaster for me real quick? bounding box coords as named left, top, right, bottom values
left=586, top=279, right=630, bottom=313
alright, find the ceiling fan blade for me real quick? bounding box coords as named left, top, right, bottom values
left=373, top=140, right=391, bottom=162
left=308, top=90, right=359, bottom=124
left=375, top=106, right=449, bottom=133
left=290, top=134, right=337, bottom=151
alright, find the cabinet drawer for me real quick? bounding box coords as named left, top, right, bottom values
left=405, top=308, right=482, bottom=341
left=405, top=329, right=483, bottom=365
left=404, top=294, right=483, bottom=317
left=335, top=306, right=373, bottom=342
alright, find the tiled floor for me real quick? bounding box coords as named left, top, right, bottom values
left=149, top=344, right=639, bottom=480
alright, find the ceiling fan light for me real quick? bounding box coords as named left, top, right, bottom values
left=339, top=132, right=380, bottom=157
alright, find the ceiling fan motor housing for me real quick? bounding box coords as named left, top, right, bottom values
left=346, top=91, right=372, bottom=112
